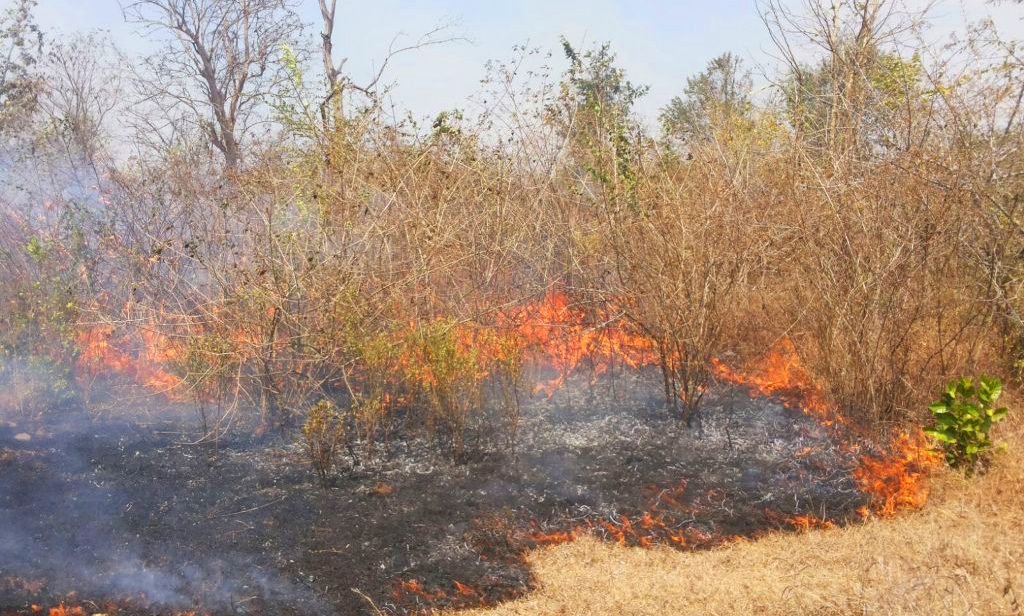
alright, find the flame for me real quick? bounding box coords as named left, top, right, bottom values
left=711, top=338, right=838, bottom=426
left=530, top=528, right=581, bottom=545
left=74, top=291, right=939, bottom=522
left=76, top=323, right=183, bottom=396
left=714, top=338, right=940, bottom=517
left=854, top=431, right=940, bottom=517
left=504, top=291, right=657, bottom=396
left=394, top=578, right=447, bottom=602
left=34, top=606, right=197, bottom=616
left=76, top=324, right=133, bottom=374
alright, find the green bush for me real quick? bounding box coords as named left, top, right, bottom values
left=925, top=376, right=1009, bottom=474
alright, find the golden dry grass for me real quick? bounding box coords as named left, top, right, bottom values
left=456, top=417, right=1024, bottom=616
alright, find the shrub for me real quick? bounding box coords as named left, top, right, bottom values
left=925, top=376, right=1009, bottom=474
left=302, top=399, right=346, bottom=487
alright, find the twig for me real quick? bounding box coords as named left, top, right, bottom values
left=351, top=588, right=386, bottom=616
left=209, top=495, right=288, bottom=518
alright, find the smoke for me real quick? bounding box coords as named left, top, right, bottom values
left=0, top=359, right=320, bottom=612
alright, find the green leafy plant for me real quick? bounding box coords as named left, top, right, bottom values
left=925, top=376, right=1009, bottom=473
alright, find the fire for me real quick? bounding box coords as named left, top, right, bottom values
left=393, top=578, right=446, bottom=602
left=854, top=431, right=940, bottom=517
left=777, top=512, right=837, bottom=531
left=711, top=338, right=838, bottom=426
left=74, top=290, right=939, bottom=524
left=505, top=291, right=657, bottom=396
left=530, top=528, right=580, bottom=545
left=76, top=324, right=133, bottom=375
left=715, top=338, right=939, bottom=518
left=76, top=322, right=183, bottom=396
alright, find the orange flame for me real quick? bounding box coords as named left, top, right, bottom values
left=711, top=338, right=838, bottom=426
left=505, top=291, right=657, bottom=396
left=76, top=323, right=183, bottom=396
left=393, top=578, right=447, bottom=602
left=854, top=431, right=940, bottom=517
left=714, top=338, right=939, bottom=517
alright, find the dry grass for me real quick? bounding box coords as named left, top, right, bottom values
left=457, top=416, right=1024, bottom=616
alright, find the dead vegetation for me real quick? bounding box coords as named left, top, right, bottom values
left=1, top=0, right=1024, bottom=611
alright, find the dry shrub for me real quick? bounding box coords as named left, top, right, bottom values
left=585, top=152, right=765, bottom=424
left=775, top=154, right=992, bottom=428
left=6, top=0, right=1021, bottom=459
left=302, top=399, right=346, bottom=487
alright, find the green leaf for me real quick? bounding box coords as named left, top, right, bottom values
left=924, top=429, right=955, bottom=444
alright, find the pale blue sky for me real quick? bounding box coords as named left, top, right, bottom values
left=30, top=0, right=1024, bottom=125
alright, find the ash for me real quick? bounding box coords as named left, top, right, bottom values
left=0, top=370, right=865, bottom=615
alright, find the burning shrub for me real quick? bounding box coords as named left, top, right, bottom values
left=925, top=376, right=1009, bottom=474
left=302, top=399, right=347, bottom=487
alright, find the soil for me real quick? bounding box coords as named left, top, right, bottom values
left=0, top=371, right=866, bottom=616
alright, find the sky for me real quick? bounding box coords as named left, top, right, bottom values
left=30, top=0, right=1024, bottom=126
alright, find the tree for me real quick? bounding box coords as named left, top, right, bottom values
left=549, top=39, right=648, bottom=209
left=660, top=52, right=753, bottom=144
left=763, top=0, right=926, bottom=159
left=125, top=0, right=302, bottom=170
left=0, top=0, right=43, bottom=137
left=316, top=0, right=460, bottom=131
left=41, top=33, right=123, bottom=177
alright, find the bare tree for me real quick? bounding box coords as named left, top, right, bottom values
left=40, top=32, right=123, bottom=178
left=124, top=0, right=302, bottom=170
left=317, top=0, right=462, bottom=128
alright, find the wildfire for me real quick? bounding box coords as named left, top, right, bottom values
left=393, top=579, right=446, bottom=602
left=711, top=338, right=838, bottom=426
left=713, top=338, right=940, bottom=518
left=73, top=290, right=940, bottom=523
left=76, top=323, right=183, bottom=396
left=505, top=291, right=656, bottom=396
left=854, top=431, right=940, bottom=517
left=26, top=604, right=199, bottom=616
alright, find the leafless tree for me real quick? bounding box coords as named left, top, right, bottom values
left=317, top=0, right=462, bottom=128
left=124, top=0, right=302, bottom=170
left=40, top=32, right=123, bottom=179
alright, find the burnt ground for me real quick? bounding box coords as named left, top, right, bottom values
left=0, top=371, right=867, bottom=616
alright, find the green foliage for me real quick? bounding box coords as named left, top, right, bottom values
left=403, top=319, right=481, bottom=458
left=925, top=376, right=1009, bottom=473
left=550, top=39, right=648, bottom=209
left=660, top=52, right=753, bottom=144
left=302, top=399, right=346, bottom=488
left=0, top=0, right=43, bottom=133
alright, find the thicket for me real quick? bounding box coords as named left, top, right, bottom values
left=1, top=0, right=1022, bottom=466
